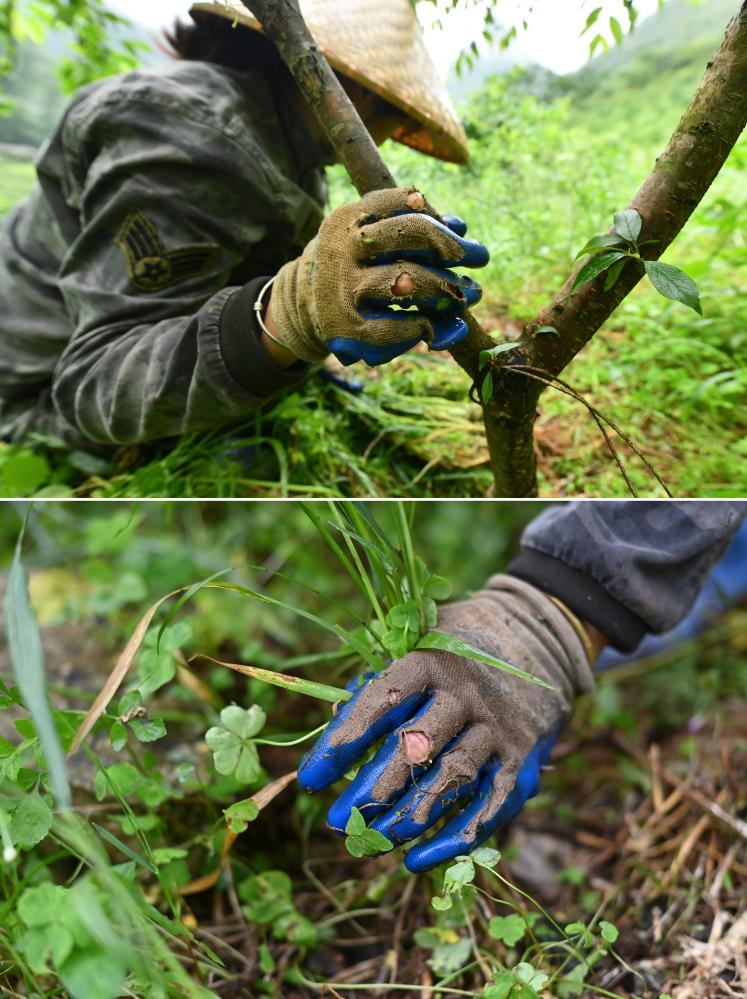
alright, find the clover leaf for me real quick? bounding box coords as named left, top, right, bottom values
left=344, top=807, right=394, bottom=858
left=205, top=704, right=266, bottom=783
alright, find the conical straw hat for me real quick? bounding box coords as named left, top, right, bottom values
left=190, top=0, right=469, bottom=164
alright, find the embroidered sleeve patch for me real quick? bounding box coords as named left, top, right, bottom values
left=115, top=211, right=220, bottom=292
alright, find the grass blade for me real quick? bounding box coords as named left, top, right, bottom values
left=190, top=654, right=350, bottom=704
left=4, top=516, right=71, bottom=808
left=206, top=580, right=386, bottom=671
left=416, top=632, right=559, bottom=691
left=91, top=822, right=155, bottom=873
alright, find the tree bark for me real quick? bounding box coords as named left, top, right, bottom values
left=243, top=0, right=747, bottom=497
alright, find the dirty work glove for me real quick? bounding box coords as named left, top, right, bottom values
left=270, top=187, right=489, bottom=366
left=297, top=575, right=594, bottom=873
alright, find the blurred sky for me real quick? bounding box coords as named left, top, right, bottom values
left=109, top=0, right=662, bottom=76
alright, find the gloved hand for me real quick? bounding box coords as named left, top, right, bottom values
left=297, top=576, right=594, bottom=872
left=269, top=187, right=489, bottom=366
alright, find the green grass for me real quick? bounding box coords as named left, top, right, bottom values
left=0, top=156, right=35, bottom=217
left=0, top=20, right=745, bottom=497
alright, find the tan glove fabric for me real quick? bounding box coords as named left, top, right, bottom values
left=270, top=187, right=484, bottom=362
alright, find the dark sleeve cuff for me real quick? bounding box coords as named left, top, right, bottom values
left=508, top=548, right=647, bottom=652
left=218, top=276, right=310, bottom=397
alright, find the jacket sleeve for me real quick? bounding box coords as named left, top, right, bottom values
left=51, top=86, right=311, bottom=445
left=508, top=501, right=746, bottom=650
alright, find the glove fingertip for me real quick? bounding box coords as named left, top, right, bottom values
left=442, top=214, right=468, bottom=237
left=429, top=316, right=468, bottom=351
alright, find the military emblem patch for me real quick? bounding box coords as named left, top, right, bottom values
left=115, top=211, right=219, bottom=292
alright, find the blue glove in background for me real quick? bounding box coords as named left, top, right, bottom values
left=597, top=518, right=747, bottom=670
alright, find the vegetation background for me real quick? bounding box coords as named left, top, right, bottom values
left=0, top=501, right=744, bottom=998
left=0, top=0, right=745, bottom=498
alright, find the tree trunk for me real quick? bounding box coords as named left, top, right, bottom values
left=243, top=0, right=747, bottom=497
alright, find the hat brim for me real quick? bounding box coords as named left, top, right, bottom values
left=190, top=1, right=469, bottom=164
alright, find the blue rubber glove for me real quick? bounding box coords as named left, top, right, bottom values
left=270, top=188, right=489, bottom=367
left=298, top=576, right=594, bottom=872
left=597, top=518, right=747, bottom=670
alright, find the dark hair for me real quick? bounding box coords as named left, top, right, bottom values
left=163, top=11, right=290, bottom=77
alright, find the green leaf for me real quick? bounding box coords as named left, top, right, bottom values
left=222, top=704, right=266, bottom=739
left=603, top=257, right=627, bottom=291
left=444, top=855, right=475, bottom=890
left=489, top=913, right=526, bottom=947
left=431, top=893, right=453, bottom=911
left=259, top=942, right=275, bottom=974
left=109, top=720, right=128, bottom=751
left=344, top=807, right=393, bottom=857
left=417, top=632, right=558, bottom=691
left=644, top=260, right=702, bottom=314
left=472, top=846, right=501, bottom=868
left=59, top=948, right=127, bottom=999
left=613, top=208, right=642, bottom=242
left=481, top=370, right=494, bottom=404
left=0, top=450, right=51, bottom=497
left=118, top=690, right=141, bottom=717
left=484, top=971, right=519, bottom=998
left=424, top=574, right=452, bottom=600
left=564, top=922, right=586, bottom=935
left=205, top=706, right=265, bottom=783
left=345, top=806, right=366, bottom=836
left=11, top=794, right=53, bottom=849
left=589, top=32, right=608, bottom=56
left=574, top=233, right=626, bottom=259
left=128, top=715, right=167, bottom=743
left=581, top=6, right=602, bottom=35
left=238, top=870, right=293, bottom=925
left=600, top=919, right=619, bottom=943
left=18, top=883, right=69, bottom=927
left=479, top=342, right=520, bottom=369
left=152, top=847, right=188, bottom=865
left=534, top=325, right=559, bottom=337
left=572, top=251, right=627, bottom=291
left=94, top=761, right=142, bottom=802
left=20, top=924, right=73, bottom=974
left=225, top=798, right=260, bottom=834
left=609, top=15, right=623, bottom=45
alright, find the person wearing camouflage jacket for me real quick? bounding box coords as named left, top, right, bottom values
left=0, top=2, right=484, bottom=449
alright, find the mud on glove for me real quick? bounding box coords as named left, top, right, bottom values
left=269, top=187, right=489, bottom=366
left=298, top=575, right=594, bottom=872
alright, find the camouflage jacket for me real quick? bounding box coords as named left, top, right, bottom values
left=509, top=500, right=746, bottom=650
left=0, top=60, right=327, bottom=447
